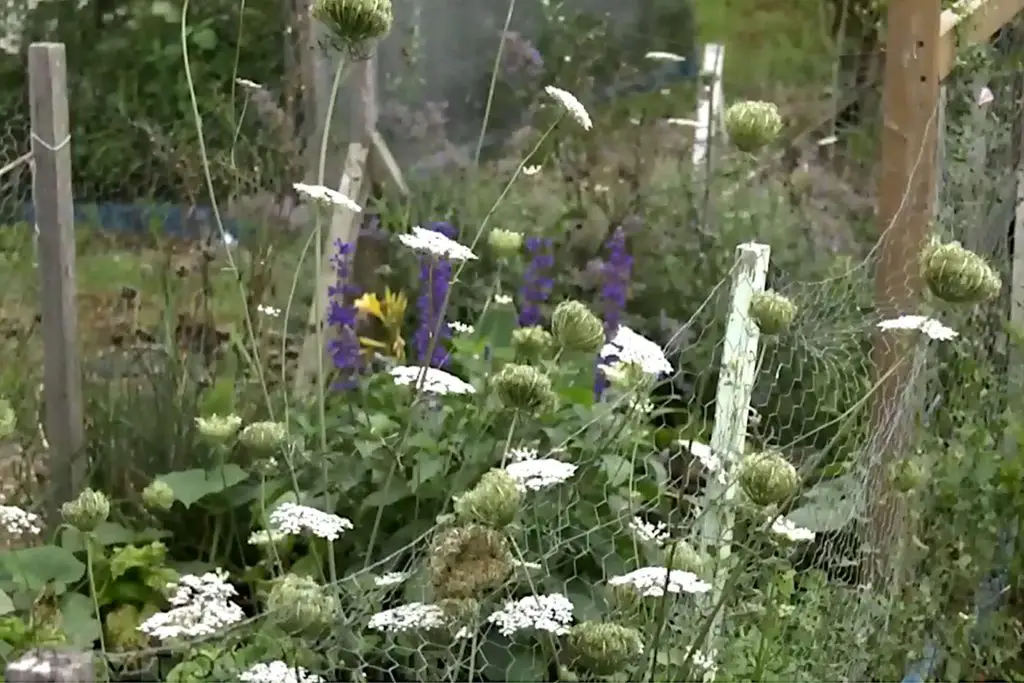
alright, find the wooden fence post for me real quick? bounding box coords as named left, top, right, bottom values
left=28, top=42, right=84, bottom=522
left=698, top=241, right=770, bottom=660
left=6, top=648, right=95, bottom=682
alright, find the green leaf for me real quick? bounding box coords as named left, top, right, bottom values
left=0, top=589, right=14, bottom=616
left=362, top=479, right=413, bottom=510
left=0, top=546, right=85, bottom=592
left=413, top=455, right=446, bottom=486
left=479, top=638, right=549, bottom=682
left=476, top=304, right=518, bottom=351
left=198, top=376, right=235, bottom=417
left=109, top=542, right=168, bottom=581
left=157, top=465, right=249, bottom=508
left=787, top=474, right=860, bottom=533
left=601, top=453, right=633, bottom=487
left=59, top=592, right=101, bottom=650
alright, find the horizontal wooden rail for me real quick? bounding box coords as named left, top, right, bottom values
left=938, top=0, right=1024, bottom=79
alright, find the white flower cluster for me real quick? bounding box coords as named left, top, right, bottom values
left=269, top=503, right=353, bottom=541
left=877, top=315, right=957, bottom=341
left=504, top=458, right=578, bottom=491
left=292, top=182, right=362, bottom=213
left=629, top=516, right=670, bottom=546
left=487, top=593, right=575, bottom=637
left=390, top=366, right=476, bottom=396
left=235, top=77, right=263, bottom=91
left=601, top=326, right=673, bottom=377
left=506, top=446, right=538, bottom=463
left=138, top=569, right=245, bottom=640
left=399, top=226, right=478, bottom=261
left=0, top=505, right=42, bottom=536
left=374, top=571, right=409, bottom=588
left=449, top=321, right=475, bottom=335
left=770, top=517, right=815, bottom=543
left=608, top=567, right=712, bottom=597
left=239, top=661, right=325, bottom=683
left=368, top=602, right=450, bottom=634
left=544, top=85, right=593, bottom=130
left=679, top=439, right=725, bottom=484
left=247, top=529, right=288, bottom=547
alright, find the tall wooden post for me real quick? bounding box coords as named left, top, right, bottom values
left=865, top=0, right=941, bottom=588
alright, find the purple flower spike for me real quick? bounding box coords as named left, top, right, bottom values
left=518, top=237, right=555, bottom=327
left=600, top=227, right=632, bottom=338
left=326, top=239, right=363, bottom=388
left=414, top=221, right=459, bottom=368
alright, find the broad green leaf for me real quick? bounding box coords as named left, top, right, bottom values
left=601, top=454, right=633, bottom=487
left=413, top=455, right=446, bottom=486
left=479, top=638, right=549, bottom=683
left=0, top=545, right=85, bottom=591
left=786, top=474, right=860, bottom=533
left=198, top=376, right=235, bottom=417
left=0, top=589, right=14, bottom=616
left=156, top=465, right=249, bottom=508
left=476, top=304, right=518, bottom=352
left=362, top=479, right=413, bottom=509
left=60, top=592, right=101, bottom=649
left=109, top=542, right=168, bottom=581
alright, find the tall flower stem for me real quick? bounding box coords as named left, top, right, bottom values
left=85, top=537, right=107, bottom=654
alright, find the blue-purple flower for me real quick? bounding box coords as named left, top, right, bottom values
left=600, top=227, right=632, bottom=337
left=327, top=239, right=363, bottom=387
left=413, top=221, right=458, bottom=367
left=519, top=237, right=554, bottom=327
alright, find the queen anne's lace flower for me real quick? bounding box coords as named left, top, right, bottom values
left=544, top=85, right=593, bottom=130
left=390, top=366, right=476, bottom=395
left=877, top=315, right=957, bottom=341
left=239, top=661, right=325, bottom=683
left=679, top=439, right=725, bottom=484
left=506, top=446, right=538, bottom=463
left=504, top=458, right=578, bottom=491
left=601, top=326, right=673, bottom=377
left=374, top=571, right=410, bottom=587
left=399, top=226, right=478, bottom=261
left=770, top=517, right=815, bottom=542
left=645, top=50, right=688, bottom=62
left=629, top=516, right=669, bottom=546
left=293, top=183, right=362, bottom=212
left=138, top=569, right=245, bottom=640
left=368, top=602, right=449, bottom=633
left=487, top=593, right=575, bottom=637
left=449, top=321, right=474, bottom=335
left=235, top=77, right=263, bottom=91
left=608, top=567, right=711, bottom=597
left=0, top=505, right=42, bottom=536
left=269, top=503, right=353, bottom=541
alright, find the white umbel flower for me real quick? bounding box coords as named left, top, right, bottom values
left=398, top=226, right=478, bottom=261
left=449, top=321, right=475, bottom=335
left=629, top=516, right=669, bottom=546
left=293, top=182, right=362, bottom=213
left=494, top=294, right=513, bottom=305
left=601, top=326, right=673, bottom=376
left=506, top=446, right=538, bottom=463
left=239, top=661, right=325, bottom=683
left=389, top=366, right=476, bottom=395
left=0, top=505, right=42, bottom=536
left=522, top=165, right=542, bottom=176
left=368, top=602, right=448, bottom=633
left=877, top=315, right=957, bottom=341
left=235, top=77, right=263, bottom=91
left=504, top=458, right=578, bottom=491
left=678, top=439, right=725, bottom=484
left=269, top=503, right=353, bottom=541
left=645, top=50, right=687, bottom=62
left=138, top=569, right=245, bottom=640
left=544, top=85, right=593, bottom=130
left=770, top=517, right=815, bottom=543
left=257, top=304, right=281, bottom=317
left=374, top=571, right=410, bottom=588
left=487, top=593, right=575, bottom=637
left=608, top=567, right=712, bottom=597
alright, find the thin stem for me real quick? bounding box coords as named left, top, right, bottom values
left=85, top=539, right=107, bottom=654
left=474, top=0, right=518, bottom=165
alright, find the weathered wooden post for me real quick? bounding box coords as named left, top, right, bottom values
left=28, top=42, right=84, bottom=523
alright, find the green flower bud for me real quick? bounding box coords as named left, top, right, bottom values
left=749, top=290, right=796, bottom=335
left=0, top=398, right=15, bottom=440
left=889, top=458, right=924, bottom=493
left=239, top=421, right=289, bottom=451
left=61, top=488, right=110, bottom=533
left=266, top=574, right=339, bottom=635
left=493, top=363, right=556, bottom=412
left=429, top=524, right=513, bottom=600
left=195, top=414, right=242, bottom=444
left=142, top=481, right=175, bottom=512
left=567, top=621, right=645, bottom=677
left=551, top=300, right=604, bottom=353
left=920, top=240, right=1001, bottom=304
left=487, top=228, right=524, bottom=259
left=738, top=450, right=800, bottom=506
left=312, top=0, right=393, bottom=58
left=454, top=469, right=521, bottom=528
left=724, top=100, right=783, bottom=153
left=664, top=540, right=703, bottom=574
left=104, top=604, right=149, bottom=653
left=512, top=326, right=554, bottom=362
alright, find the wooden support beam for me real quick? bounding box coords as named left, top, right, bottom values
left=866, top=0, right=941, bottom=588
left=937, top=0, right=1024, bottom=79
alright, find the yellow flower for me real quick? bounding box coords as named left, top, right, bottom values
left=354, top=293, right=384, bottom=322
left=381, top=288, right=408, bottom=328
